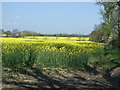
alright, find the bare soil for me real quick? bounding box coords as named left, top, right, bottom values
left=1, top=66, right=120, bottom=89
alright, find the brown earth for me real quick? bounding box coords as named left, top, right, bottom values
left=1, top=67, right=120, bottom=90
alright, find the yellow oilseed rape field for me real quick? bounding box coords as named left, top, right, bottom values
left=1, top=36, right=104, bottom=68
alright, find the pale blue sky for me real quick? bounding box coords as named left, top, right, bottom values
left=2, top=2, right=103, bottom=34
left=0, top=2, right=2, bottom=29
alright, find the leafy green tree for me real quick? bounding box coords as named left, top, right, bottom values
left=97, top=1, right=120, bottom=47
left=89, top=24, right=108, bottom=43
left=0, top=29, right=4, bottom=34
left=20, top=30, right=39, bottom=37
left=4, top=31, right=12, bottom=36
left=11, top=29, right=20, bottom=37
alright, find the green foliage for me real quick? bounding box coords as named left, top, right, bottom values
left=90, top=24, right=105, bottom=43
left=1, top=28, right=89, bottom=38
left=95, top=2, right=120, bottom=47
left=90, top=2, right=120, bottom=48
left=104, top=46, right=120, bottom=66
left=2, top=41, right=104, bottom=69
left=88, top=45, right=120, bottom=73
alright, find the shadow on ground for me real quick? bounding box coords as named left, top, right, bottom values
left=2, top=67, right=119, bottom=89
left=102, top=66, right=120, bottom=88
left=85, top=65, right=120, bottom=88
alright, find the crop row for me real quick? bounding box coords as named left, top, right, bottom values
left=1, top=37, right=104, bottom=68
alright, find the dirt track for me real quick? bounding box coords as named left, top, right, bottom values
left=2, top=67, right=120, bottom=89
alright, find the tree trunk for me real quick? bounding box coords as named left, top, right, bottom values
left=118, top=31, right=120, bottom=48
left=117, top=2, right=120, bottom=48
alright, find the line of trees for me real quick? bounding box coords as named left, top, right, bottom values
left=0, top=29, right=41, bottom=37
left=0, top=29, right=88, bottom=37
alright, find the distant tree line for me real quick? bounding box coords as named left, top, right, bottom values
left=0, top=29, right=88, bottom=37
left=0, top=29, right=41, bottom=37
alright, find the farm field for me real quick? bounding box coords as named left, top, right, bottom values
left=1, top=36, right=104, bottom=68
left=1, top=36, right=119, bottom=89
left=1, top=1, right=120, bottom=89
